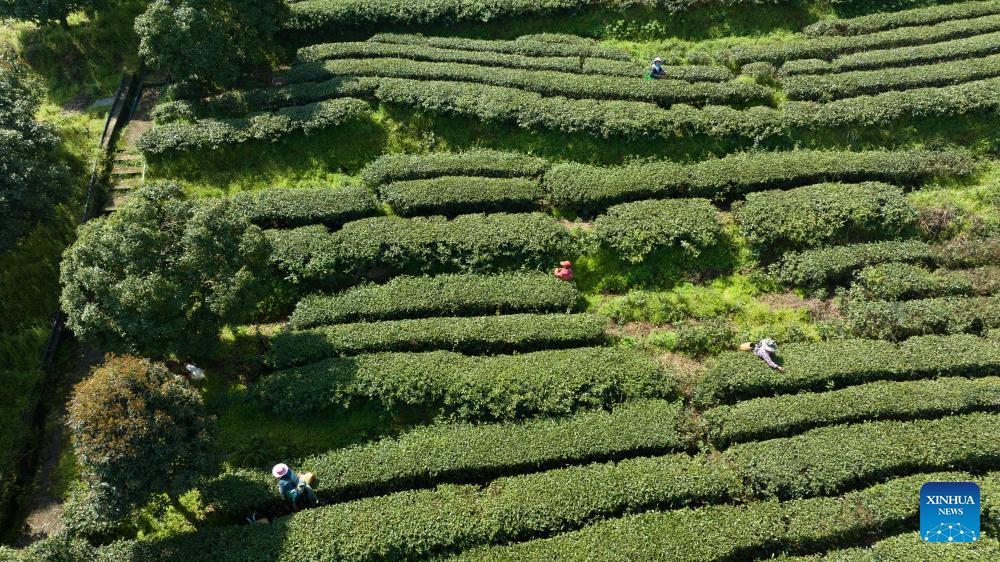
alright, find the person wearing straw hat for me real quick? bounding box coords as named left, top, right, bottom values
left=751, top=338, right=784, bottom=372
left=649, top=57, right=666, bottom=79
left=272, top=463, right=318, bottom=511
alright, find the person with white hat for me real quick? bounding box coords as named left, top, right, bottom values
left=272, top=463, right=318, bottom=511
left=649, top=57, right=666, bottom=79
left=752, top=338, right=784, bottom=372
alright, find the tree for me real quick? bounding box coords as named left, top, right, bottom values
left=0, top=0, right=90, bottom=28
left=134, top=0, right=289, bottom=92
left=67, top=355, right=215, bottom=523
left=60, top=182, right=268, bottom=358
left=0, top=47, right=70, bottom=253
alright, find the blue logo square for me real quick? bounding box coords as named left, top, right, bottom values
left=920, top=481, right=980, bottom=543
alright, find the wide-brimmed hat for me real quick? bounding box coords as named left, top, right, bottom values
left=272, top=463, right=290, bottom=478
left=653, top=57, right=663, bottom=62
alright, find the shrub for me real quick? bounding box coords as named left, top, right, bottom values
left=452, top=471, right=975, bottom=561
left=297, top=41, right=584, bottom=71
left=846, top=29, right=1000, bottom=72
left=546, top=148, right=976, bottom=213
left=705, top=376, right=1000, bottom=447
left=280, top=58, right=774, bottom=109
left=771, top=240, right=936, bottom=290
left=733, top=182, right=917, bottom=257
left=724, top=414, right=1000, bottom=499
left=68, top=355, right=215, bottom=519
left=231, top=185, right=378, bottom=229
left=137, top=97, right=369, bottom=155
left=267, top=313, right=608, bottom=367
left=851, top=262, right=989, bottom=300
left=784, top=53, right=1000, bottom=101
left=197, top=399, right=685, bottom=522
left=288, top=272, right=578, bottom=329
left=60, top=183, right=268, bottom=358
left=695, top=334, right=1000, bottom=405
left=381, top=176, right=546, bottom=216
left=727, top=14, right=1000, bottom=65
left=366, top=33, right=630, bottom=60
left=581, top=58, right=732, bottom=81
left=672, top=320, right=737, bottom=357
left=845, top=295, right=1000, bottom=340
left=593, top=199, right=726, bottom=263
left=265, top=213, right=576, bottom=290
left=804, top=0, right=1000, bottom=37
left=787, top=533, right=1000, bottom=560
left=361, top=149, right=549, bottom=188
left=254, top=347, right=673, bottom=421
left=150, top=100, right=195, bottom=124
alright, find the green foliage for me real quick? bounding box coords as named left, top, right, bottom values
left=727, top=13, right=1000, bottom=65
left=289, top=272, right=579, bottom=328
left=452, top=472, right=976, bottom=561
left=265, top=213, right=577, bottom=294
left=67, top=355, right=215, bottom=518
left=695, top=334, right=1000, bottom=405
left=137, top=97, right=370, bottom=155
left=59, top=182, right=268, bottom=358
left=281, top=58, right=773, bottom=109
left=381, top=176, right=546, bottom=216
left=135, top=0, right=289, bottom=92
left=197, top=399, right=684, bottom=523
left=672, top=319, right=738, bottom=357
left=268, top=312, right=608, bottom=367
left=230, top=185, right=379, bottom=229
left=0, top=47, right=70, bottom=253
left=363, top=33, right=629, bottom=60
left=805, top=0, right=1000, bottom=37
left=593, top=199, right=726, bottom=263
left=784, top=52, right=1000, bottom=101
left=361, top=149, right=548, bottom=188
left=852, top=262, right=1000, bottom=300
left=705, top=376, right=1000, bottom=446
left=254, top=347, right=673, bottom=420
left=844, top=295, right=1000, bottom=340
left=546, top=148, right=975, bottom=213
left=771, top=239, right=936, bottom=289
left=0, top=0, right=89, bottom=27
left=787, top=533, right=1000, bottom=561
left=733, top=182, right=917, bottom=258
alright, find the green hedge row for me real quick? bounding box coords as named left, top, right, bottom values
left=695, top=333, right=1000, bottom=405
left=380, top=176, right=546, bottom=216
left=137, top=97, right=369, bottom=155
left=97, top=415, right=1000, bottom=561
left=255, top=347, right=673, bottom=421
left=265, top=213, right=576, bottom=290
left=784, top=52, right=1000, bottom=101
left=853, top=262, right=1000, bottom=300
left=297, top=41, right=585, bottom=71
left=705, top=376, right=1000, bottom=447
left=366, top=33, right=630, bottom=61
left=197, top=399, right=685, bottom=522
left=452, top=471, right=980, bottom=562
left=771, top=239, right=936, bottom=289
left=280, top=58, right=773, bottom=109
left=361, top=149, right=549, bottom=188
left=806, top=0, right=1000, bottom=37
left=784, top=30, right=1000, bottom=76
left=267, top=313, right=607, bottom=367
left=726, top=13, right=1000, bottom=66
left=782, top=533, right=1000, bottom=561
left=546, top=148, right=974, bottom=213
left=845, top=295, right=1000, bottom=340
left=580, top=57, right=733, bottom=81
left=230, top=186, right=378, bottom=229
left=206, top=74, right=1000, bottom=144
left=288, top=272, right=578, bottom=329
left=733, top=182, right=916, bottom=257
left=592, top=199, right=726, bottom=263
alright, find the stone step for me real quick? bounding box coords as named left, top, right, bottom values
left=111, top=166, right=143, bottom=175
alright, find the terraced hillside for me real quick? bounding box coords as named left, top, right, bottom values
left=4, top=0, right=1000, bottom=560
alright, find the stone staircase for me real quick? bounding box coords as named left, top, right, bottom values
left=103, top=151, right=145, bottom=213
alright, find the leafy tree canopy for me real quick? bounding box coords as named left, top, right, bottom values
left=67, top=354, right=215, bottom=518
left=0, top=47, right=69, bottom=253
left=135, top=0, right=289, bottom=92
left=60, top=182, right=268, bottom=358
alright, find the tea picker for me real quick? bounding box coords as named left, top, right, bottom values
left=272, top=463, right=319, bottom=511
left=740, top=338, right=784, bottom=372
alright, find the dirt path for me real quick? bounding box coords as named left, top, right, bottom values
left=14, top=349, right=102, bottom=546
